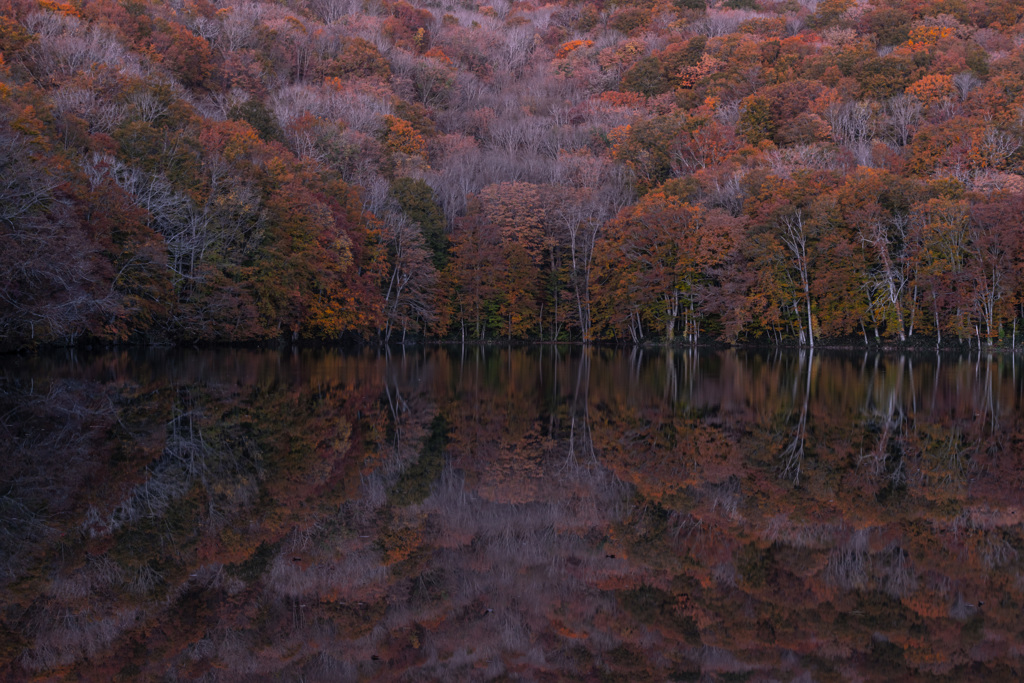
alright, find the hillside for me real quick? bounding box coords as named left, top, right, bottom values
left=1, top=0, right=1023, bottom=348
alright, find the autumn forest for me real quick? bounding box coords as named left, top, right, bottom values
left=2, top=0, right=1024, bottom=349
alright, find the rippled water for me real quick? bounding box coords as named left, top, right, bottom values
left=1, top=347, right=1022, bottom=681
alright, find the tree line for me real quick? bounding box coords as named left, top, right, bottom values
left=1, top=0, right=1023, bottom=349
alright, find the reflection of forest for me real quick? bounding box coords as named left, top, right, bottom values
left=1, top=348, right=1022, bottom=681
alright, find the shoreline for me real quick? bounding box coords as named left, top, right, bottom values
left=5, top=337, right=1024, bottom=356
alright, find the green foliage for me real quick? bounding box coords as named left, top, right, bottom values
left=925, top=0, right=971, bottom=24
left=229, top=99, right=284, bottom=143
left=391, top=177, right=448, bottom=269
left=673, top=0, right=705, bottom=12
left=809, top=0, right=855, bottom=29
left=965, top=41, right=989, bottom=75
left=609, top=8, right=649, bottom=34
left=660, top=177, right=701, bottom=203
left=736, top=543, right=776, bottom=588
left=227, top=541, right=279, bottom=582
left=855, top=55, right=915, bottom=99
left=862, top=7, right=912, bottom=46
left=611, top=113, right=688, bottom=193
left=389, top=415, right=449, bottom=506
left=114, top=121, right=203, bottom=188
left=621, top=56, right=669, bottom=96
left=738, top=96, right=776, bottom=144
left=617, top=585, right=702, bottom=645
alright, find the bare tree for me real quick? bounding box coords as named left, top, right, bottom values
left=25, top=12, right=136, bottom=81
left=978, top=126, right=1021, bottom=170
left=778, top=209, right=814, bottom=347
left=50, top=88, right=126, bottom=135
left=308, top=0, right=365, bottom=24
left=362, top=178, right=440, bottom=342
left=825, top=99, right=876, bottom=166
left=952, top=71, right=981, bottom=101
left=861, top=215, right=911, bottom=341
left=495, top=26, right=535, bottom=75
left=423, top=135, right=485, bottom=227
left=883, top=94, right=921, bottom=147
left=0, top=129, right=109, bottom=345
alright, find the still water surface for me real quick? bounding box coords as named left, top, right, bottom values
left=1, top=347, right=1023, bottom=681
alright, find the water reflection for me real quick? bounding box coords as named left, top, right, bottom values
left=1, top=347, right=1022, bottom=680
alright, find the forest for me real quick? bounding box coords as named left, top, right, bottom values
left=0, top=0, right=1023, bottom=349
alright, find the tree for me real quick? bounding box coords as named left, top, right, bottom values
left=777, top=209, right=815, bottom=347
left=552, top=188, right=608, bottom=343
left=610, top=115, right=688, bottom=195
left=447, top=211, right=501, bottom=340
left=860, top=215, right=911, bottom=341
left=595, top=192, right=733, bottom=344
left=378, top=214, right=439, bottom=343
left=228, top=99, right=284, bottom=144
left=0, top=112, right=127, bottom=349
left=327, top=37, right=391, bottom=80
left=155, top=23, right=214, bottom=88
left=390, top=177, right=448, bottom=270
left=670, top=121, right=738, bottom=175
left=621, top=56, right=668, bottom=97
left=738, top=96, right=776, bottom=145
left=883, top=94, right=922, bottom=148
left=477, top=182, right=547, bottom=339
left=912, top=197, right=972, bottom=345
left=964, top=197, right=1022, bottom=345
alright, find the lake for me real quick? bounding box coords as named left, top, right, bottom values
left=1, top=347, right=1022, bottom=681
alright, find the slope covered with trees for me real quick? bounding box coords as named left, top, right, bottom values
left=1, top=0, right=1023, bottom=348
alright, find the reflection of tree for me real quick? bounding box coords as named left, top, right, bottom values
left=563, top=347, right=596, bottom=475
left=877, top=543, right=918, bottom=599
left=0, top=370, right=124, bottom=583
left=858, top=355, right=910, bottom=492
left=779, top=350, right=812, bottom=486
left=85, top=385, right=263, bottom=540
left=2, top=348, right=1024, bottom=681
left=823, top=528, right=870, bottom=592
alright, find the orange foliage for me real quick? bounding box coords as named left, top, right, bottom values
left=556, top=39, right=593, bottom=59
left=679, top=53, right=723, bottom=89
left=905, top=25, right=955, bottom=50
left=380, top=115, right=426, bottom=158
left=598, top=91, right=644, bottom=107
left=905, top=74, right=955, bottom=105
left=37, top=0, right=80, bottom=16
left=423, top=47, right=451, bottom=65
